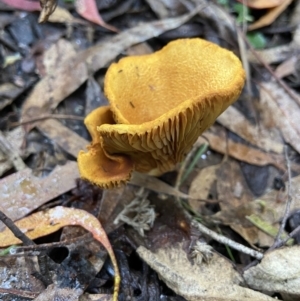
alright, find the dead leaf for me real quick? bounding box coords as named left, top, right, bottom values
left=244, top=246, right=300, bottom=298
left=217, top=106, right=284, bottom=154
left=201, top=127, right=285, bottom=170
left=252, top=175, right=300, bottom=236
left=188, top=164, right=220, bottom=212
left=37, top=118, right=88, bottom=158
left=248, top=0, right=293, bottom=31
left=137, top=244, right=276, bottom=301
left=0, top=127, right=30, bottom=176
left=213, top=159, right=264, bottom=246
left=75, top=0, right=117, bottom=32
left=0, top=130, right=26, bottom=171
left=238, top=174, right=300, bottom=247
left=145, top=0, right=169, bottom=19
left=0, top=0, right=40, bottom=11
left=237, top=0, right=286, bottom=8
left=275, top=55, right=299, bottom=78
left=33, top=285, right=80, bottom=301
left=47, top=6, right=81, bottom=24
left=21, top=42, right=87, bottom=121
left=0, top=161, right=79, bottom=230
left=0, top=83, right=26, bottom=110
left=260, top=80, right=300, bottom=154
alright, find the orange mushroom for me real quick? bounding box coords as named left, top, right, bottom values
left=78, top=38, right=245, bottom=188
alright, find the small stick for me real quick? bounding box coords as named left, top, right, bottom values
left=192, top=220, right=264, bottom=260
left=0, top=210, right=52, bottom=286
left=0, top=287, right=39, bottom=299
left=0, top=210, right=35, bottom=247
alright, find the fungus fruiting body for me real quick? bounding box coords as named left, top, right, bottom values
left=78, top=38, right=245, bottom=188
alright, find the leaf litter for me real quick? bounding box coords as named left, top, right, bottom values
left=1, top=1, right=300, bottom=300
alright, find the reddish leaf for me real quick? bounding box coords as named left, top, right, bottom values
left=75, top=0, right=118, bottom=32
left=0, top=0, right=40, bottom=11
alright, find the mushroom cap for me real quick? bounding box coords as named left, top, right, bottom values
left=105, top=38, right=245, bottom=125
left=78, top=106, right=134, bottom=189
left=78, top=38, right=245, bottom=188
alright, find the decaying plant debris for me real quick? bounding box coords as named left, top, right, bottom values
left=1, top=0, right=300, bottom=300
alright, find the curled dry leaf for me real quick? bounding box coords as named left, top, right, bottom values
left=0, top=206, right=120, bottom=301
left=244, top=246, right=300, bottom=298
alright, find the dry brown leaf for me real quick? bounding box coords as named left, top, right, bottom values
left=248, top=0, right=293, bottom=30
left=216, top=159, right=253, bottom=208
left=144, top=0, right=169, bottom=19
left=33, top=285, right=80, bottom=301
left=217, top=106, right=284, bottom=154
left=237, top=0, right=286, bottom=8
left=47, top=6, right=84, bottom=24
left=213, top=159, right=264, bottom=246
left=21, top=40, right=87, bottom=121
left=0, top=161, right=79, bottom=230
left=216, top=165, right=300, bottom=248
left=252, top=175, right=300, bottom=235
left=38, top=119, right=88, bottom=157
left=260, top=81, right=300, bottom=154
left=137, top=244, right=276, bottom=301
left=42, top=39, right=76, bottom=75
left=0, top=206, right=120, bottom=300
left=200, top=128, right=285, bottom=170
left=275, top=55, right=298, bottom=78
left=188, top=164, right=220, bottom=212
left=244, top=246, right=300, bottom=298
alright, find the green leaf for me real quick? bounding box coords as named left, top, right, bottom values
left=233, top=3, right=254, bottom=24
left=247, top=32, right=267, bottom=49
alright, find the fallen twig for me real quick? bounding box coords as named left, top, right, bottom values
left=191, top=220, right=264, bottom=260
